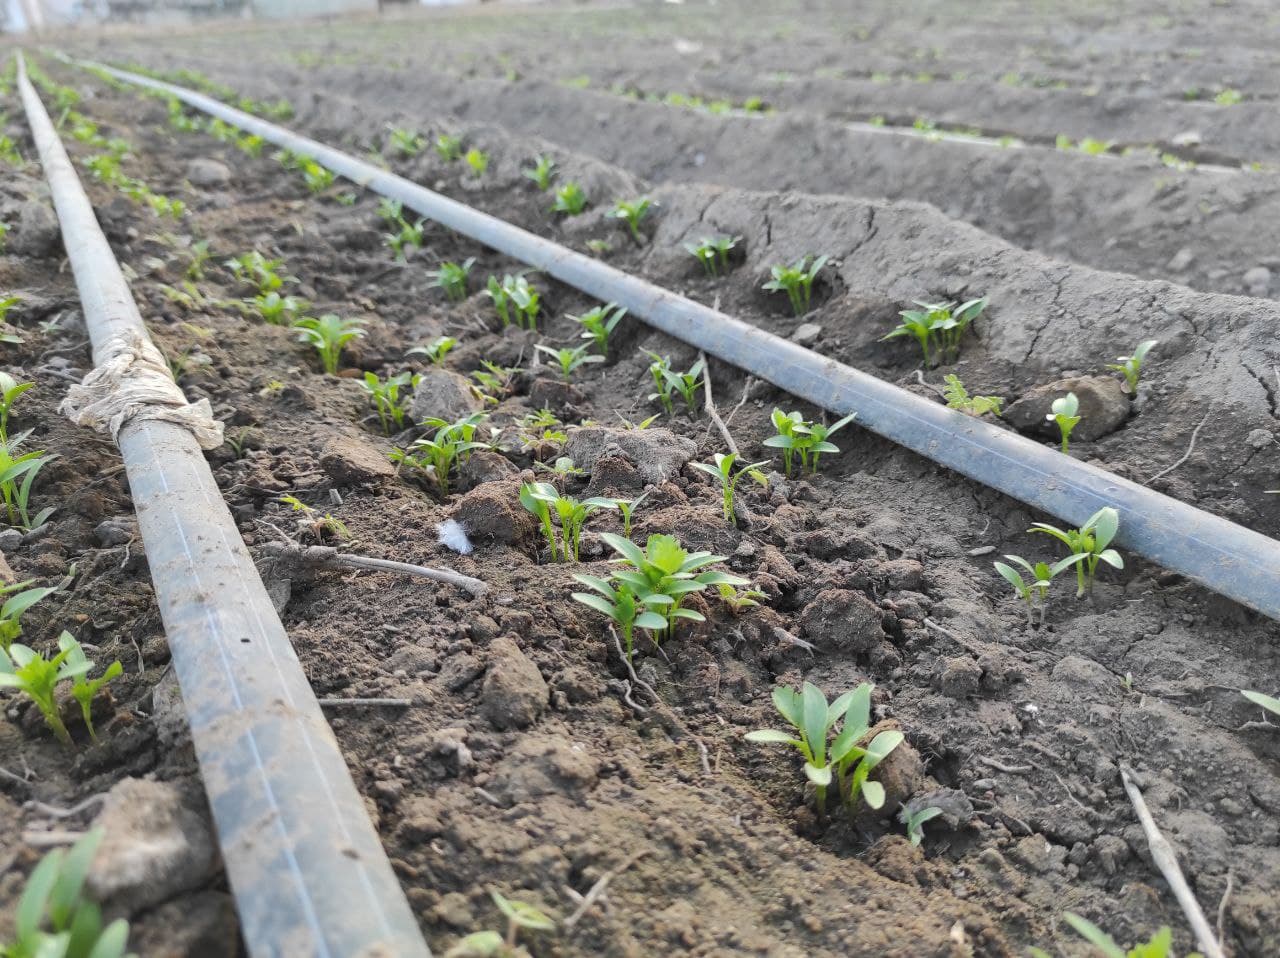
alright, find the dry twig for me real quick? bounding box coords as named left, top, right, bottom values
left=1144, top=411, right=1211, bottom=486
left=563, top=852, right=649, bottom=931
left=699, top=350, right=739, bottom=455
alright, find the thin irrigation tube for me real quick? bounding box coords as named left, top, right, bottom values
left=82, top=57, right=1280, bottom=623
left=16, top=55, right=431, bottom=958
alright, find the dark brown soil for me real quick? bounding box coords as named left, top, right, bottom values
left=2, top=4, right=1279, bottom=956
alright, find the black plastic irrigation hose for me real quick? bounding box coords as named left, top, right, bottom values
left=15, top=54, right=432, bottom=958
left=79, top=57, right=1280, bottom=625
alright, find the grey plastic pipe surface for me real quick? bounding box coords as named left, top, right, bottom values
left=17, top=55, right=431, bottom=958
left=85, top=59, right=1280, bottom=623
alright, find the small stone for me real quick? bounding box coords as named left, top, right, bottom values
left=938, top=656, right=982, bottom=698
left=438, top=653, right=484, bottom=691
left=409, top=368, right=484, bottom=423
left=1005, top=376, right=1130, bottom=442
left=1247, top=428, right=1274, bottom=450
left=481, top=636, right=549, bottom=730
left=449, top=479, right=536, bottom=547
left=792, top=322, right=822, bottom=346
left=11, top=199, right=60, bottom=257
left=94, top=518, right=135, bottom=547
left=1167, top=247, right=1195, bottom=272
left=0, top=529, right=23, bottom=551
left=1243, top=265, right=1272, bottom=296
left=186, top=158, right=232, bottom=187
left=433, top=891, right=474, bottom=930
left=798, top=588, right=884, bottom=653
left=86, top=778, right=217, bottom=914
left=1093, top=834, right=1130, bottom=875
left=319, top=435, right=395, bottom=485
left=565, top=427, right=697, bottom=485
left=1170, top=130, right=1201, bottom=147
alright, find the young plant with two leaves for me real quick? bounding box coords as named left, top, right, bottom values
left=535, top=343, right=603, bottom=383
left=390, top=414, right=488, bottom=496
left=519, top=482, right=617, bottom=562
left=691, top=453, right=769, bottom=525
left=0, top=372, right=34, bottom=443
left=761, top=254, right=827, bottom=317
left=993, top=553, right=1088, bottom=627
left=428, top=259, right=476, bottom=303
left=0, top=578, right=58, bottom=652
left=883, top=297, right=987, bottom=366
left=1029, top=913, right=1203, bottom=958
left=644, top=354, right=704, bottom=415
left=684, top=235, right=739, bottom=277
left=611, top=198, right=652, bottom=243
left=293, top=314, right=365, bottom=375
left=1107, top=339, right=1158, bottom=394
left=746, top=682, right=903, bottom=817
left=0, top=632, right=118, bottom=746
left=1047, top=392, right=1082, bottom=453
left=763, top=408, right=856, bottom=477
left=359, top=371, right=419, bottom=434
left=1030, top=506, right=1123, bottom=598
left=0, top=437, right=56, bottom=532
left=570, top=303, right=626, bottom=356
left=485, top=274, right=541, bottom=330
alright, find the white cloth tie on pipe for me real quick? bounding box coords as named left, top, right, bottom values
left=59, top=329, right=225, bottom=449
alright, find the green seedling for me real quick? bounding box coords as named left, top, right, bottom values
left=522, top=154, right=557, bottom=190
left=662, top=358, right=705, bottom=412
left=942, top=374, right=1003, bottom=417
left=763, top=408, right=856, bottom=476
left=385, top=217, right=427, bottom=260
left=1215, top=88, right=1243, bottom=106
left=469, top=360, right=519, bottom=403
left=611, top=198, right=652, bottom=243
left=1046, top=392, right=1081, bottom=453
left=0, top=134, right=24, bottom=168
left=601, top=532, right=747, bottom=637
left=521, top=482, right=616, bottom=561
left=1030, top=506, right=1123, bottom=597
left=251, top=292, right=307, bottom=326
left=389, top=127, right=424, bottom=157
left=612, top=491, right=647, bottom=539
left=485, top=274, right=540, bottom=329
left=644, top=353, right=676, bottom=415
left=1107, top=339, right=1158, bottom=394
left=691, top=453, right=769, bottom=525
left=445, top=889, right=555, bottom=957
left=435, top=134, right=463, bottom=162
left=279, top=495, right=350, bottom=541
left=570, top=303, right=627, bottom=355
left=716, top=583, right=766, bottom=612
left=58, top=633, right=121, bottom=742
left=408, top=335, right=458, bottom=367
left=1242, top=689, right=1280, bottom=721
left=899, top=805, right=944, bottom=847
left=464, top=148, right=489, bottom=177
left=237, top=133, right=265, bottom=157
left=185, top=239, right=213, bottom=280
left=301, top=160, right=335, bottom=193
left=746, top=682, right=903, bottom=816
left=1029, top=913, right=1202, bottom=958
left=993, top=553, right=1088, bottom=627
left=224, top=251, right=290, bottom=293
left=428, top=259, right=476, bottom=303
left=883, top=298, right=987, bottom=366
left=572, top=574, right=667, bottom=662
left=0, top=295, right=19, bottom=325
left=0, top=636, right=91, bottom=746
left=552, top=182, right=588, bottom=215
left=0, top=439, right=56, bottom=532
left=1, top=829, right=132, bottom=958
left=762, top=254, right=828, bottom=316
left=0, top=373, right=34, bottom=444
left=378, top=197, right=404, bottom=225
left=0, top=580, right=57, bottom=652
left=0, top=222, right=8, bottom=251
left=390, top=414, right=487, bottom=495
left=359, top=371, right=419, bottom=434
left=535, top=343, right=604, bottom=383
left=683, top=235, right=739, bottom=277
left=293, top=314, right=365, bottom=375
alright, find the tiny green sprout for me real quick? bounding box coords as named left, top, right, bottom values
left=0, top=439, right=56, bottom=532
left=237, top=133, right=265, bottom=157
left=464, top=148, right=489, bottom=177
left=408, top=335, right=458, bottom=368
left=359, top=371, right=419, bottom=434
left=0, top=579, right=58, bottom=652
left=690, top=453, right=769, bottom=525
left=942, top=374, right=1003, bottom=417
left=683, top=235, right=739, bottom=277
left=293, top=314, right=365, bottom=375
left=993, top=553, right=1088, bottom=627
left=428, top=258, right=476, bottom=303
left=0, top=636, right=91, bottom=746
left=534, top=456, right=584, bottom=479
left=435, top=133, right=463, bottom=162
left=552, top=182, right=589, bottom=216
left=1242, top=689, right=1280, bottom=720
left=585, top=238, right=613, bottom=256
left=377, top=197, right=404, bottom=225
left=185, top=239, right=213, bottom=280
left=572, top=575, right=668, bottom=662
left=389, top=127, right=425, bottom=157
left=390, top=414, right=487, bottom=496
left=1030, top=506, right=1123, bottom=597
left=1028, top=913, right=1202, bottom=958
left=1046, top=392, right=1081, bottom=453
left=252, top=291, right=307, bottom=326
left=611, top=198, right=652, bottom=243
left=716, top=583, right=766, bottom=612
left=883, top=297, right=987, bottom=366
left=644, top=353, right=676, bottom=415
left=224, top=250, right=290, bottom=294
left=535, top=343, right=604, bottom=383
left=612, top=491, right=647, bottom=539
left=301, top=160, right=335, bottom=193
left=58, top=634, right=122, bottom=742
left=522, top=154, right=557, bottom=190
left=279, top=495, right=351, bottom=541
left=1107, top=339, right=1158, bottom=394
left=899, top=805, right=944, bottom=847
left=1215, top=88, right=1243, bottom=106
left=485, top=274, right=540, bottom=330
left=490, top=889, right=556, bottom=952
left=0, top=295, right=20, bottom=325
left=570, top=303, right=627, bottom=355
left=762, top=254, right=828, bottom=316
left=763, top=408, right=856, bottom=476
left=2, top=829, right=132, bottom=958
left=469, top=360, right=518, bottom=403
left=386, top=217, right=427, bottom=260
left=0, top=222, right=8, bottom=252
left=0, top=372, right=35, bottom=444
left=658, top=358, right=705, bottom=412
left=746, top=682, right=902, bottom=816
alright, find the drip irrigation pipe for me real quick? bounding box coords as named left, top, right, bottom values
left=80, top=57, right=1280, bottom=623
left=16, top=54, right=431, bottom=958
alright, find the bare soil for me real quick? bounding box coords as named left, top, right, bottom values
left=2, top=3, right=1279, bottom=956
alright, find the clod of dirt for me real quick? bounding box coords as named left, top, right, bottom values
left=1049, top=654, right=1117, bottom=692
left=481, top=636, right=549, bottom=730
left=319, top=434, right=397, bottom=485
left=127, top=890, right=238, bottom=958
left=86, top=777, right=218, bottom=915
left=186, top=157, right=232, bottom=188
left=11, top=199, right=61, bottom=257
left=450, top=479, right=536, bottom=547
left=565, top=427, right=697, bottom=485
left=937, top=655, right=983, bottom=699
left=792, top=322, right=822, bottom=346
left=487, top=735, right=600, bottom=806
left=1004, top=375, right=1130, bottom=442
left=798, top=588, right=884, bottom=653
left=459, top=449, right=518, bottom=486
left=584, top=454, right=644, bottom=496
left=863, top=719, right=924, bottom=813
left=1244, top=265, right=1272, bottom=297
left=409, top=368, right=485, bottom=423
left=94, top=517, right=136, bottom=547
